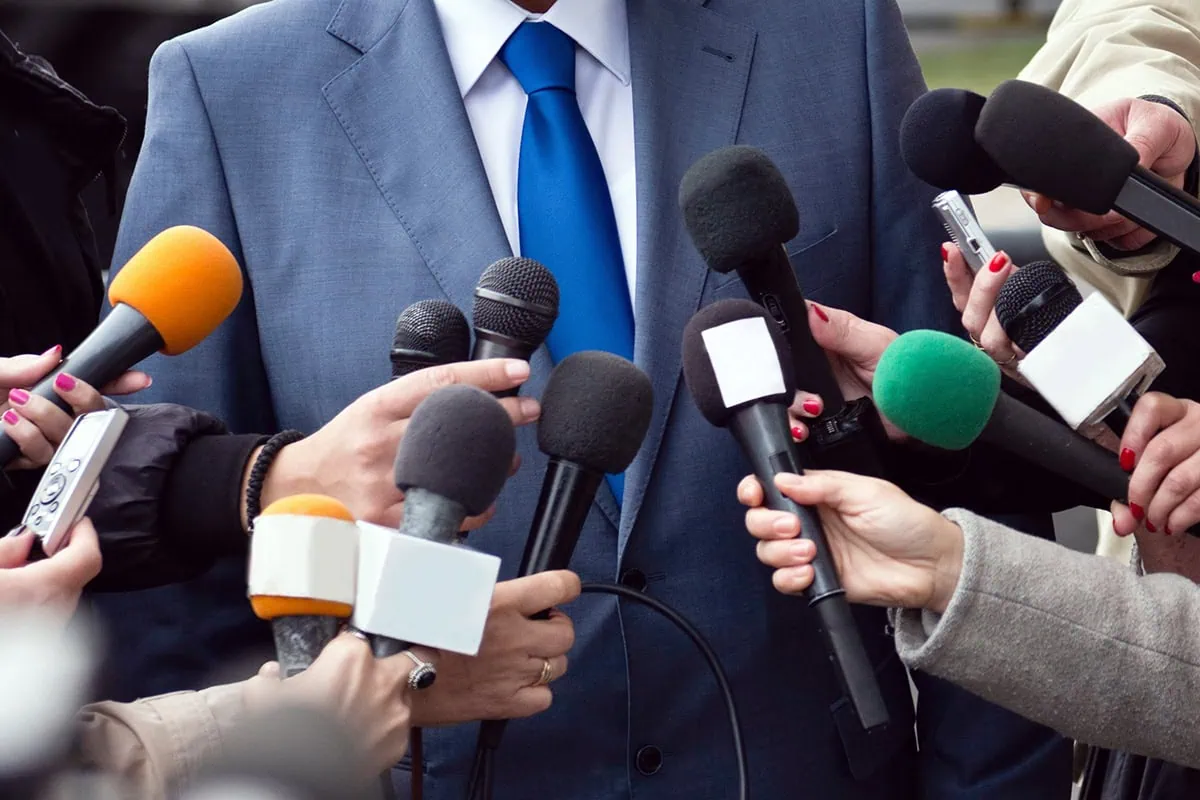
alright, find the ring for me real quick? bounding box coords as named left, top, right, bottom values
left=401, top=650, right=437, bottom=691
left=996, top=352, right=1019, bottom=367
left=534, top=658, right=555, bottom=687
left=969, top=334, right=984, bottom=350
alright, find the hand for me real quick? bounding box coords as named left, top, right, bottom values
left=255, top=359, right=538, bottom=529
left=409, top=570, right=580, bottom=727
left=942, top=243, right=1023, bottom=375
left=1111, top=393, right=1200, bottom=539
left=246, top=632, right=428, bottom=773
left=0, top=348, right=151, bottom=469
left=1024, top=98, right=1197, bottom=251
left=0, top=518, right=102, bottom=620
left=737, top=470, right=964, bottom=612
left=787, top=302, right=906, bottom=442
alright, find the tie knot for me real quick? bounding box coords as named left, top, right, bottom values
left=500, top=21, right=576, bottom=95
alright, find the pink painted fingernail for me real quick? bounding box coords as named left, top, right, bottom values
left=802, top=399, right=821, bottom=415
left=54, top=373, right=75, bottom=391
left=1193, top=271, right=1200, bottom=284
left=2, top=410, right=19, bottom=426
left=7, top=389, right=28, bottom=406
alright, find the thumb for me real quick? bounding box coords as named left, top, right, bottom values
left=0, top=348, right=63, bottom=392
left=774, top=469, right=855, bottom=511
left=806, top=302, right=894, bottom=365
left=0, top=531, right=34, bottom=568
left=1124, top=104, right=1194, bottom=178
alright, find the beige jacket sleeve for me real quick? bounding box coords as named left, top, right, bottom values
left=893, top=508, right=1200, bottom=769
left=1018, top=0, right=1200, bottom=314
left=76, top=682, right=250, bottom=798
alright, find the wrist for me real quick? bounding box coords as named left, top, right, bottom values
left=241, top=439, right=316, bottom=531
left=926, top=517, right=965, bottom=614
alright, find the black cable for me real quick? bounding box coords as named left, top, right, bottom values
left=465, top=581, right=749, bottom=800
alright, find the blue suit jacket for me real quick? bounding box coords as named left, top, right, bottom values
left=99, top=0, right=1071, bottom=797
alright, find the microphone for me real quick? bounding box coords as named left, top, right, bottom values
left=0, top=225, right=243, bottom=467
left=995, top=262, right=1161, bottom=436
left=900, top=88, right=1011, bottom=194
left=872, top=329, right=1135, bottom=506
left=679, top=146, right=887, bottom=475
left=248, top=495, right=359, bottom=678
left=681, top=298, right=890, bottom=731
left=977, top=80, right=1200, bottom=257
left=471, top=257, right=560, bottom=397
left=356, top=384, right=511, bottom=660
left=390, top=300, right=471, bottom=379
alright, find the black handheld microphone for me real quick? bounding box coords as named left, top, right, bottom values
left=390, top=300, right=471, bottom=379
left=899, top=87, right=1011, bottom=194
left=977, top=80, right=1200, bottom=257
left=681, top=298, right=889, bottom=730
left=471, top=257, right=560, bottom=398
left=679, top=146, right=886, bottom=475
left=469, top=351, right=653, bottom=788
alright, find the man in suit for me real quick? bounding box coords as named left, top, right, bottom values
left=103, top=0, right=1072, bottom=797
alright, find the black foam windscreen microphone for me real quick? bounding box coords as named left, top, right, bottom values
left=681, top=298, right=889, bottom=731
left=680, top=146, right=886, bottom=476
left=977, top=80, right=1200, bottom=257
left=390, top=300, right=471, bottom=379
left=472, top=257, right=560, bottom=397
left=899, top=88, right=1011, bottom=194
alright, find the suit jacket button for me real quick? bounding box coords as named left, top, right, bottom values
left=620, top=568, right=647, bottom=591
left=635, top=745, right=663, bottom=775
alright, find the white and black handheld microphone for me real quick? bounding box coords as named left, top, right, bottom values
left=0, top=226, right=243, bottom=467
left=248, top=496, right=359, bottom=678
left=682, top=299, right=890, bottom=731
left=995, top=262, right=1162, bottom=436
left=471, top=257, right=560, bottom=397
left=390, top=300, right=471, bottom=379
left=356, top=385, right=511, bottom=661
left=679, top=147, right=887, bottom=476
left=977, top=80, right=1200, bottom=258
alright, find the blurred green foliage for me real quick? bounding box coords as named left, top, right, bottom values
left=917, top=37, right=1045, bottom=95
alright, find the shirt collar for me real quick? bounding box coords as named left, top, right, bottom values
left=433, top=0, right=631, bottom=98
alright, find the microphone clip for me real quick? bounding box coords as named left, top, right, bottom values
left=803, top=396, right=888, bottom=477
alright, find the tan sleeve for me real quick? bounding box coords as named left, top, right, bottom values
left=76, top=682, right=249, bottom=798
left=1018, top=0, right=1200, bottom=314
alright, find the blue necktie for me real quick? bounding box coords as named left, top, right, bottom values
left=501, top=21, right=635, bottom=504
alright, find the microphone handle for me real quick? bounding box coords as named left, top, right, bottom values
left=0, top=304, right=162, bottom=467
left=472, top=332, right=538, bottom=399
left=729, top=403, right=889, bottom=730
left=273, top=616, right=341, bottom=677
left=1103, top=391, right=1139, bottom=438
left=1114, top=166, right=1200, bottom=257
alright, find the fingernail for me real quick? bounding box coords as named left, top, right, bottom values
left=988, top=253, right=1009, bottom=273
left=775, top=472, right=803, bottom=488
left=812, top=305, right=829, bottom=323
left=1129, top=502, right=1145, bottom=521
left=792, top=540, right=813, bottom=558
left=2, top=410, right=18, bottom=426
left=940, top=243, right=950, bottom=262
left=41, top=345, right=61, bottom=358
left=54, top=373, right=76, bottom=391
left=790, top=426, right=806, bottom=442
left=7, top=389, right=28, bottom=406
left=1166, top=524, right=1174, bottom=536
left=1193, top=271, right=1200, bottom=284
left=774, top=517, right=797, bottom=534
left=505, top=360, right=530, bottom=380
left=1120, top=448, right=1136, bottom=472
left=1146, top=521, right=1158, bottom=533
left=519, top=397, right=540, bottom=420
left=802, top=399, right=821, bottom=415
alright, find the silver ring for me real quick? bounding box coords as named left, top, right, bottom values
left=401, top=649, right=437, bottom=691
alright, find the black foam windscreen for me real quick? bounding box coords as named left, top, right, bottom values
left=392, top=300, right=470, bottom=364
left=976, top=80, right=1140, bottom=215
left=187, top=704, right=372, bottom=800
left=899, top=88, right=1010, bottom=195
left=681, top=299, right=797, bottom=427
left=994, top=260, right=1084, bottom=352
left=537, top=352, right=653, bottom=473
left=678, top=146, right=801, bottom=274
left=473, top=257, right=560, bottom=345
left=394, top=384, right=516, bottom=516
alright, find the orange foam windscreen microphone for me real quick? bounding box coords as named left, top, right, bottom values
left=0, top=225, right=243, bottom=467
left=249, top=495, right=359, bottom=677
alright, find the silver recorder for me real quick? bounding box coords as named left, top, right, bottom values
left=933, top=190, right=997, bottom=274
left=16, top=407, right=128, bottom=556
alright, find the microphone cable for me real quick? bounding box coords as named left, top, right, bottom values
left=466, top=581, right=749, bottom=800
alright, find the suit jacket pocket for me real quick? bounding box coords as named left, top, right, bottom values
left=705, top=224, right=840, bottom=297
left=830, top=648, right=917, bottom=782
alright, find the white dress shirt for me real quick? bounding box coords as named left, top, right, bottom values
left=432, top=0, right=639, bottom=304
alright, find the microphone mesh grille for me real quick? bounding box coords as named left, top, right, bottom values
left=994, top=261, right=1083, bottom=352
left=473, top=257, right=560, bottom=344
left=392, top=300, right=471, bottom=363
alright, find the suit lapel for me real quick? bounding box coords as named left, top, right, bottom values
left=619, top=0, right=756, bottom=555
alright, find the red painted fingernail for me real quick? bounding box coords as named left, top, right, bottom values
left=1146, top=521, right=1158, bottom=533
left=790, top=426, right=806, bottom=441
left=1120, top=448, right=1136, bottom=472
left=988, top=253, right=1009, bottom=273
left=813, top=305, right=829, bottom=323
left=1129, top=503, right=1144, bottom=521
left=1193, top=271, right=1200, bottom=284
left=2, top=410, right=18, bottom=426
left=41, top=345, right=61, bottom=358
left=54, top=373, right=75, bottom=391
left=1166, top=524, right=1174, bottom=536
left=7, top=389, right=28, bottom=406
left=802, top=399, right=821, bottom=415
left=941, top=243, right=950, bottom=262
